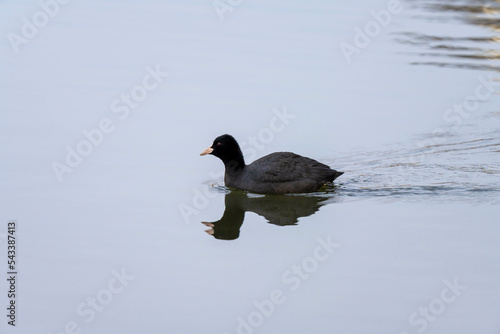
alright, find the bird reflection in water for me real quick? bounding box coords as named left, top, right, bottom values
left=202, top=191, right=335, bottom=240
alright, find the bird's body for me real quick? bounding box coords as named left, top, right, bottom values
left=201, top=134, right=343, bottom=194
left=226, top=152, right=342, bottom=194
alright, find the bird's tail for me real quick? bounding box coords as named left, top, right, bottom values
left=331, top=170, right=344, bottom=181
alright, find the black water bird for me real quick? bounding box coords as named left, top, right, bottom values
left=200, top=134, right=343, bottom=194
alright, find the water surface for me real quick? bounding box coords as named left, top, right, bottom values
left=1, top=0, right=499, bottom=333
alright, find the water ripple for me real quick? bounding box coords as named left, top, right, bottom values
left=398, top=0, right=500, bottom=71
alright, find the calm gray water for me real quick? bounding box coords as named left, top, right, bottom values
left=1, top=0, right=499, bottom=333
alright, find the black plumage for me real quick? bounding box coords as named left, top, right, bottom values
left=200, top=134, right=343, bottom=194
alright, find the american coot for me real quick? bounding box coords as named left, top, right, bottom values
left=200, top=134, right=343, bottom=194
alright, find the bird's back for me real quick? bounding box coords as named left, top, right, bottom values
left=231, top=152, right=342, bottom=194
